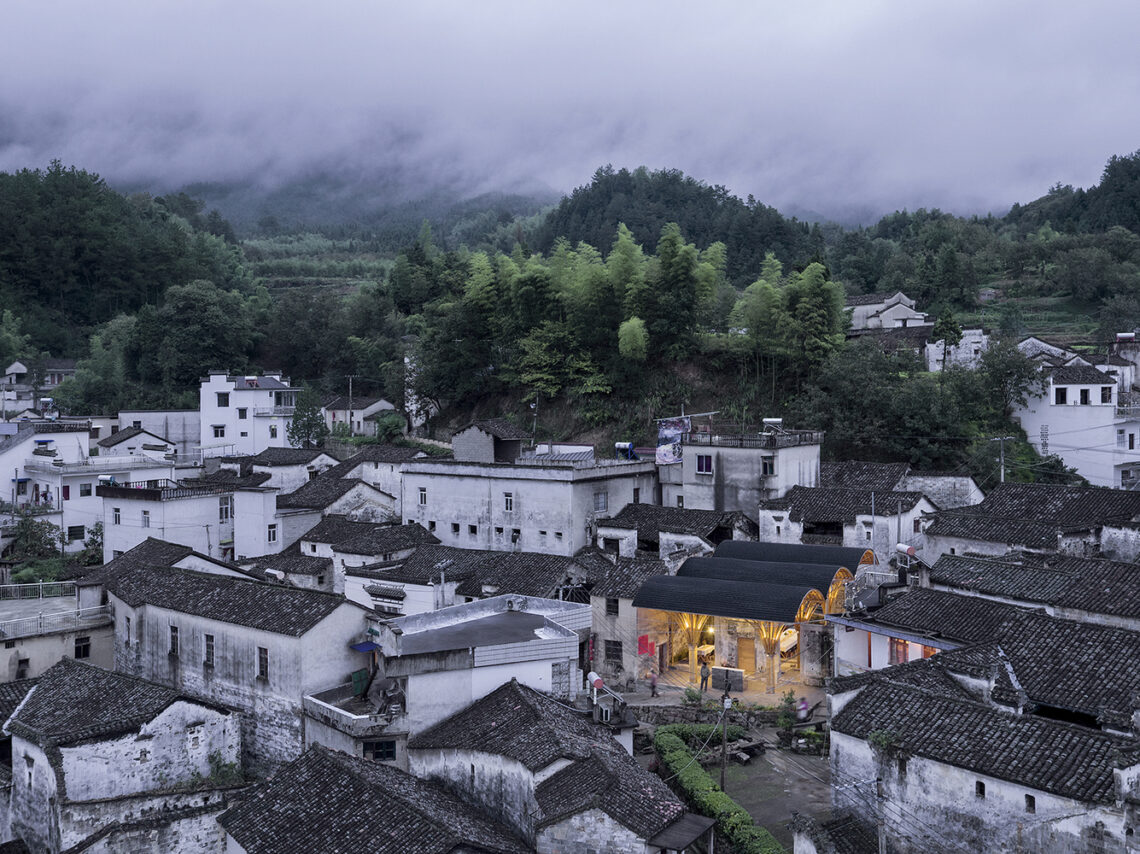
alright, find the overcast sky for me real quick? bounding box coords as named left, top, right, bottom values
left=3, top=1, right=1138, bottom=221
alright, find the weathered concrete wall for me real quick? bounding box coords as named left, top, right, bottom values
left=0, top=623, right=113, bottom=682
left=59, top=700, right=238, bottom=801
left=409, top=747, right=538, bottom=841
left=9, top=738, right=57, bottom=853
left=452, top=427, right=496, bottom=463
left=536, top=807, right=648, bottom=854
left=900, top=473, right=984, bottom=510
left=1099, top=524, right=1140, bottom=562
left=59, top=788, right=237, bottom=853
left=831, top=731, right=1127, bottom=853
left=77, top=805, right=229, bottom=854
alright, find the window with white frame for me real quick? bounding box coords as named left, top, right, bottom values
left=267, top=524, right=277, bottom=543
left=418, top=487, right=427, bottom=506
left=593, top=491, right=608, bottom=513
left=141, top=510, right=150, bottom=528
left=696, top=454, right=713, bottom=474
left=504, top=492, right=513, bottom=512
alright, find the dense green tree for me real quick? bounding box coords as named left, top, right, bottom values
left=287, top=385, right=330, bottom=448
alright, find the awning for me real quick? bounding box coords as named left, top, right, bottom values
left=648, top=813, right=716, bottom=849
left=350, top=641, right=381, bottom=652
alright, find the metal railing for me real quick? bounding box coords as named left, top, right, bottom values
left=0, top=581, right=76, bottom=601
left=0, top=605, right=110, bottom=639
left=683, top=430, right=825, bottom=449
left=253, top=406, right=295, bottom=417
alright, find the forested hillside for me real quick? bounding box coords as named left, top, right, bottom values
left=4, top=151, right=1140, bottom=487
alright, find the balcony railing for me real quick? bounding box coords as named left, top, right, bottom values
left=0, top=581, right=76, bottom=601
left=0, top=605, right=110, bottom=640
left=683, top=430, right=825, bottom=450
left=253, top=406, right=295, bottom=417
left=303, top=682, right=403, bottom=737
left=23, top=455, right=174, bottom=475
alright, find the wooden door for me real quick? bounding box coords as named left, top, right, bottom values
left=738, top=637, right=756, bottom=673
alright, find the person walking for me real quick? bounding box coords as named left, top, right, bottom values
left=700, top=661, right=710, bottom=692
left=649, top=670, right=659, bottom=698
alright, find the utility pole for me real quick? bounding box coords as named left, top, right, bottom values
left=346, top=374, right=357, bottom=437
left=990, top=436, right=1016, bottom=483
left=720, top=691, right=731, bottom=790
left=876, top=776, right=887, bottom=854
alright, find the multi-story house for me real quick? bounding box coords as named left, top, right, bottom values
left=199, top=372, right=299, bottom=459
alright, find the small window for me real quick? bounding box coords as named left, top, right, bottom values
left=428, top=520, right=436, bottom=532
left=74, top=635, right=91, bottom=660
left=676, top=495, right=684, bottom=508
left=240, top=431, right=248, bottom=437
left=15, top=481, right=25, bottom=496
left=269, top=425, right=278, bottom=439
left=539, top=530, right=547, bottom=538
left=1025, top=794, right=1035, bottom=813
left=67, top=525, right=84, bottom=542
left=62, top=485, right=70, bottom=501
left=633, top=487, right=640, bottom=504
left=1102, top=386, right=1113, bottom=404
left=237, top=407, right=248, bottom=419
left=317, top=575, right=325, bottom=585
left=310, top=543, right=317, bottom=553
left=1080, top=388, right=1090, bottom=405
left=468, top=524, right=477, bottom=536
left=141, top=510, right=150, bottom=529
left=79, top=483, right=91, bottom=497
left=90, top=426, right=101, bottom=439
left=219, top=496, right=232, bottom=522
left=554, top=531, right=563, bottom=541
left=451, top=523, right=460, bottom=535
left=15, top=660, right=28, bottom=680
left=913, top=518, right=921, bottom=534
left=761, top=457, right=775, bottom=477
left=897, top=757, right=907, bottom=778
left=169, top=626, right=179, bottom=656
left=976, top=780, right=986, bottom=799
left=3, top=641, right=12, bottom=650
left=363, top=740, right=397, bottom=762
left=217, top=392, right=229, bottom=407
left=495, top=527, right=504, bottom=538
left=1054, top=387, right=1067, bottom=405
left=604, top=640, right=623, bottom=662
left=889, top=637, right=908, bottom=666
left=511, top=528, right=520, bottom=543
left=257, top=647, right=269, bottom=680
left=418, top=487, right=427, bottom=506
left=213, top=425, right=225, bottom=438
left=204, top=634, right=215, bottom=667
left=1119, top=429, right=1127, bottom=448
left=113, top=550, right=123, bottom=558
left=504, top=492, right=514, bottom=512
left=865, top=529, right=872, bottom=541
left=267, top=524, right=278, bottom=543
left=593, top=491, right=608, bottom=513
left=696, top=454, right=713, bottom=474
left=606, top=598, right=620, bottom=616
left=113, top=507, right=121, bottom=525
left=132, top=420, right=142, bottom=429
left=124, top=616, right=131, bottom=645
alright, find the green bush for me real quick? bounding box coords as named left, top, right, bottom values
left=657, top=722, right=745, bottom=747
left=653, top=729, right=785, bottom=854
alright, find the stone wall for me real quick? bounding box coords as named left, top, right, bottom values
left=536, top=807, right=646, bottom=854
left=63, top=793, right=238, bottom=854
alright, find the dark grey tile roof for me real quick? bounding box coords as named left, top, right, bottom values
left=831, top=676, right=1138, bottom=804
left=364, top=584, right=406, bottom=600
left=321, top=395, right=388, bottom=411
left=678, top=557, right=846, bottom=596
left=590, top=556, right=668, bottom=599
left=247, top=447, right=335, bottom=467
left=571, top=546, right=619, bottom=586
left=198, top=468, right=272, bottom=488
left=0, top=679, right=36, bottom=724
left=218, top=745, right=530, bottom=854
left=820, top=461, right=910, bottom=491
left=857, top=588, right=1027, bottom=645
left=40, top=357, right=77, bottom=371
left=1049, top=365, right=1114, bottom=384
left=633, top=574, right=822, bottom=623
left=602, top=504, right=757, bottom=539
left=376, top=545, right=582, bottom=598
left=7, top=659, right=221, bottom=747
left=76, top=537, right=194, bottom=587
left=250, top=552, right=333, bottom=577
left=461, top=418, right=530, bottom=440
left=320, top=445, right=424, bottom=479
left=277, top=477, right=373, bottom=509
left=762, top=486, right=929, bottom=523
left=298, top=515, right=372, bottom=544
left=96, top=425, right=171, bottom=448
left=228, top=375, right=291, bottom=390
left=926, top=482, right=1140, bottom=548
left=103, top=565, right=352, bottom=636
left=930, top=553, right=1140, bottom=618
left=333, top=523, right=439, bottom=557
left=845, top=291, right=903, bottom=306
left=409, top=680, right=684, bottom=838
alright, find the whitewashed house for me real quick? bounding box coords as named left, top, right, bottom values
left=321, top=394, right=396, bottom=437
left=5, top=658, right=242, bottom=854
left=101, top=564, right=371, bottom=775
left=218, top=447, right=339, bottom=491
left=319, top=444, right=426, bottom=517
left=198, top=372, right=299, bottom=459
left=95, top=425, right=174, bottom=461
left=117, top=408, right=200, bottom=460
left=844, top=292, right=930, bottom=330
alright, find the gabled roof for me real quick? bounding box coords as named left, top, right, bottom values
left=198, top=468, right=273, bottom=488
left=855, top=588, right=1027, bottom=645
left=250, top=551, right=333, bottom=578
left=601, top=504, right=757, bottom=539
left=40, top=357, right=77, bottom=371
left=227, top=375, right=292, bottom=390
left=373, top=545, right=583, bottom=598
left=590, top=555, right=668, bottom=600
left=458, top=418, right=530, bottom=440
left=831, top=673, right=1139, bottom=805
left=321, top=444, right=424, bottom=479
left=0, top=679, right=37, bottom=725
left=678, top=556, right=846, bottom=596
left=321, top=395, right=389, bottom=411
left=926, top=483, right=1140, bottom=547
left=277, top=477, right=386, bottom=510
left=6, top=659, right=224, bottom=747
left=103, top=565, right=354, bottom=636
left=409, top=680, right=685, bottom=838
left=217, top=745, right=530, bottom=854
left=247, top=447, right=335, bottom=467
left=761, top=486, right=930, bottom=523
left=1048, top=365, right=1114, bottom=385
left=845, top=291, right=906, bottom=307
left=820, top=461, right=910, bottom=491
left=633, top=574, right=822, bottom=623
left=714, top=540, right=875, bottom=568
left=332, top=523, right=439, bottom=557
left=96, top=425, right=172, bottom=448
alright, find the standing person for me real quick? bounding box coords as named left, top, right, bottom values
left=796, top=696, right=810, bottom=722
left=649, top=670, right=659, bottom=698
left=700, top=660, right=710, bottom=692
